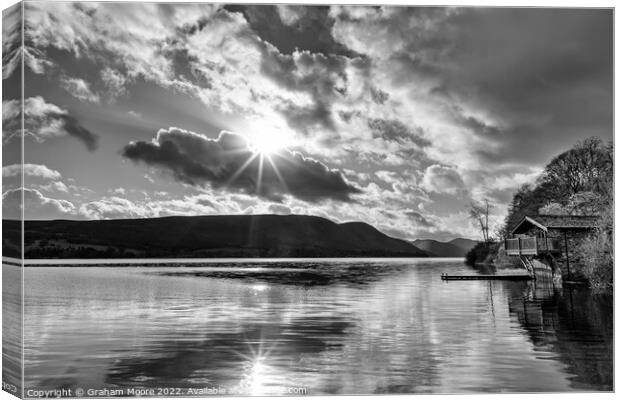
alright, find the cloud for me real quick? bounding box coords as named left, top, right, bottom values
left=4, top=4, right=56, bottom=77
left=37, top=181, right=69, bottom=193
left=2, top=4, right=21, bottom=79
left=267, top=203, right=292, bottom=215
left=122, top=128, right=361, bottom=202
left=79, top=196, right=150, bottom=220
left=259, top=46, right=363, bottom=134
left=411, top=211, right=483, bottom=241
left=2, top=96, right=99, bottom=150
left=367, top=118, right=430, bottom=148
left=421, top=164, right=466, bottom=195
left=78, top=193, right=227, bottom=220
left=276, top=5, right=305, bottom=26
left=231, top=5, right=358, bottom=57
left=101, top=67, right=129, bottom=99
left=2, top=188, right=76, bottom=220
left=16, top=4, right=612, bottom=240
left=60, top=77, right=101, bottom=103
left=404, top=210, right=434, bottom=228
left=329, top=6, right=612, bottom=170
left=23, top=3, right=374, bottom=151
left=3, top=163, right=62, bottom=180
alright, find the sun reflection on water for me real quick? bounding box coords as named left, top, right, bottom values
left=251, top=283, right=268, bottom=292
left=233, top=336, right=281, bottom=395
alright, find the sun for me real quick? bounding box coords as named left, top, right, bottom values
left=248, top=131, right=291, bottom=155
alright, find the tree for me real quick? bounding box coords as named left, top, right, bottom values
left=538, top=137, right=612, bottom=202
left=503, top=137, right=613, bottom=235
left=539, top=191, right=603, bottom=216
left=499, top=136, right=613, bottom=291
left=575, top=202, right=613, bottom=292
left=501, top=183, right=551, bottom=237
left=469, top=199, right=492, bottom=243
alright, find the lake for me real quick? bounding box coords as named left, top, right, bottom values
left=4, top=258, right=613, bottom=395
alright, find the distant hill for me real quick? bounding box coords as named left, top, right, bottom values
left=448, top=238, right=479, bottom=253
left=4, top=215, right=429, bottom=259
left=412, top=238, right=478, bottom=257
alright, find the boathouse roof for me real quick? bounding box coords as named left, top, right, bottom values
left=511, top=215, right=599, bottom=235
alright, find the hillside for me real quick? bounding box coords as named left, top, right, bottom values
left=412, top=238, right=478, bottom=257
left=4, top=215, right=429, bottom=259
left=448, top=238, right=479, bottom=254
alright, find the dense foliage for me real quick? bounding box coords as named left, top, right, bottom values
left=500, top=137, right=613, bottom=291
left=465, top=242, right=498, bottom=266
left=575, top=202, right=613, bottom=292
left=502, top=137, right=612, bottom=236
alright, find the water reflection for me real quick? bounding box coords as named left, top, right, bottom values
left=2, top=265, right=22, bottom=396
left=152, top=262, right=415, bottom=286
left=106, top=316, right=353, bottom=394
left=503, top=278, right=613, bottom=391
left=19, top=260, right=612, bottom=395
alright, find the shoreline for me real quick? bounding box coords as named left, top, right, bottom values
left=3, top=256, right=464, bottom=267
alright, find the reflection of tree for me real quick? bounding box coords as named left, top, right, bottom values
left=504, top=280, right=612, bottom=390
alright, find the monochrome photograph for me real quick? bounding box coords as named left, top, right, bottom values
left=1, top=1, right=614, bottom=397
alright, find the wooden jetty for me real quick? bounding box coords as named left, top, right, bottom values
left=441, top=273, right=533, bottom=281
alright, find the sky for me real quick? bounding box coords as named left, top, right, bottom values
left=1, top=2, right=613, bottom=241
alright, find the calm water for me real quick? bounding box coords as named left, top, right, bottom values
left=5, top=259, right=614, bottom=395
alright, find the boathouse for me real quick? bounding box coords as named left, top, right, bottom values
left=504, top=215, right=598, bottom=278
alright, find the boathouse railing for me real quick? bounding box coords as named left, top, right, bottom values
left=504, top=236, right=562, bottom=256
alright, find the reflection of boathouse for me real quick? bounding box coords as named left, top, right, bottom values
left=502, top=279, right=613, bottom=390
left=504, top=215, right=598, bottom=277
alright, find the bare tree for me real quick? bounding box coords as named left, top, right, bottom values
left=469, top=200, right=492, bottom=243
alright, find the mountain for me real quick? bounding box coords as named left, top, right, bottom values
left=448, top=238, right=479, bottom=253
left=5, top=215, right=428, bottom=259
left=412, top=238, right=479, bottom=257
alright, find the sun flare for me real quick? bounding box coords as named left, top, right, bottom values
left=248, top=131, right=291, bottom=155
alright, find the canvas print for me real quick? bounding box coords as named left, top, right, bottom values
left=1, top=2, right=614, bottom=398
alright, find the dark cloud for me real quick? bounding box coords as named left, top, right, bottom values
left=446, top=9, right=612, bottom=111
left=225, top=5, right=359, bottom=58
left=380, top=210, right=397, bottom=219
left=439, top=8, right=613, bottom=165
left=367, top=118, right=431, bottom=147
left=421, top=164, right=466, bottom=195
left=337, top=110, right=359, bottom=123
left=3, top=96, right=99, bottom=151
left=280, top=100, right=335, bottom=134
left=122, top=128, right=361, bottom=202
left=370, top=87, right=389, bottom=104
left=331, top=7, right=612, bottom=168
left=259, top=46, right=353, bottom=133
left=56, top=113, right=99, bottom=151
left=449, top=110, right=501, bottom=141
left=404, top=210, right=434, bottom=228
